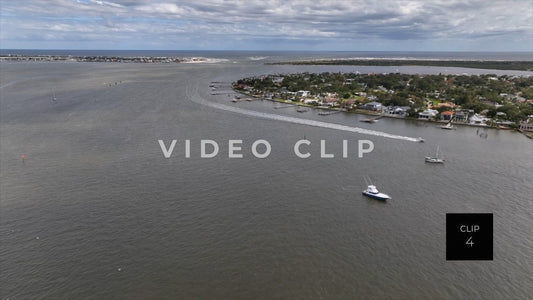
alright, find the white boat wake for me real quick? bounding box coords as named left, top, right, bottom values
left=186, top=86, right=421, bottom=142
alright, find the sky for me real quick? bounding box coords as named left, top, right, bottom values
left=1, top=0, right=532, bottom=51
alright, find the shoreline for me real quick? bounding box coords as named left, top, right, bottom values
left=232, top=88, right=532, bottom=136
left=0, top=54, right=205, bottom=63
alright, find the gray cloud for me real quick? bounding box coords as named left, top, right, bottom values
left=1, top=0, right=531, bottom=50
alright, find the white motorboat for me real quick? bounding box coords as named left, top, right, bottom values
left=362, top=185, right=391, bottom=201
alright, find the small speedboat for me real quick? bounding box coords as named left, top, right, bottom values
left=360, top=116, right=382, bottom=123
left=360, top=118, right=377, bottom=123
left=362, top=185, right=391, bottom=201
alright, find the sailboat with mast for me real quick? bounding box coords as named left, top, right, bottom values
left=425, top=146, right=445, bottom=163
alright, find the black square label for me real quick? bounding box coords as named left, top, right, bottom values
left=446, top=213, right=493, bottom=260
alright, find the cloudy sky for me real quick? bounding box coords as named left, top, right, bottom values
left=1, top=0, right=532, bottom=51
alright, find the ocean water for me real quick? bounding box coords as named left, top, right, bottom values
left=2, top=49, right=533, bottom=62
left=1, top=52, right=532, bottom=299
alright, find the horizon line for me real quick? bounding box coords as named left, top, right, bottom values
left=1, top=48, right=532, bottom=53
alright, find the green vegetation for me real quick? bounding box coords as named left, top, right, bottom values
left=269, top=59, right=533, bottom=71
left=234, top=72, right=533, bottom=124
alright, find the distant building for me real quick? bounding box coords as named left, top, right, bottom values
left=440, top=111, right=455, bottom=121
left=341, top=99, right=355, bottom=109
left=435, top=102, right=456, bottom=109
left=271, top=77, right=284, bottom=84
left=296, top=90, right=310, bottom=97
left=469, top=113, right=491, bottom=125
left=360, top=101, right=382, bottom=111
left=519, top=118, right=533, bottom=131
left=321, top=97, right=338, bottom=107
left=418, top=109, right=438, bottom=120
left=454, top=110, right=470, bottom=123
left=384, top=106, right=409, bottom=117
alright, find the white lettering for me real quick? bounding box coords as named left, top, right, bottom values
left=320, top=139, right=334, bottom=158
left=228, top=140, right=243, bottom=158
left=158, top=139, right=177, bottom=158
left=343, top=140, right=348, bottom=158
left=185, top=139, right=190, bottom=158
left=358, top=140, right=374, bottom=158
left=294, top=139, right=311, bottom=158
left=201, top=140, right=219, bottom=158
left=252, top=139, right=271, bottom=158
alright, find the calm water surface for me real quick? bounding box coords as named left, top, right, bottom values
left=1, top=55, right=532, bottom=299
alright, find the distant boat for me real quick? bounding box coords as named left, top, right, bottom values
left=440, top=123, right=455, bottom=130
left=425, top=146, right=445, bottom=163
left=417, top=137, right=425, bottom=143
left=362, top=185, right=391, bottom=201
left=296, top=108, right=308, bottom=113
left=360, top=118, right=378, bottom=123
left=318, top=110, right=341, bottom=116
left=360, top=115, right=382, bottom=123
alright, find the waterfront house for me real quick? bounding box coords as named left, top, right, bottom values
left=418, top=109, right=438, bottom=120
left=469, top=113, right=491, bottom=125
left=320, top=96, right=339, bottom=107
left=360, top=101, right=382, bottom=111
left=440, top=111, right=455, bottom=121
left=519, top=118, right=533, bottom=131
left=340, top=99, right=355, bottom=109
left=454, top=110, right=470, bottom=123
left=384, top=106, right=409, bottom=117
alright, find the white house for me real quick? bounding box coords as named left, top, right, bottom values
left=384, top=106, right=409, bottom=116
left=418, top=109, right=438, bottom=120
left=519, top=118, right=533, bottom=131
left=360, top=101, right=382, bottom=111
left=296, top=90, right=310, bottom=97
left=469, top=113, right=491, bottom=125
